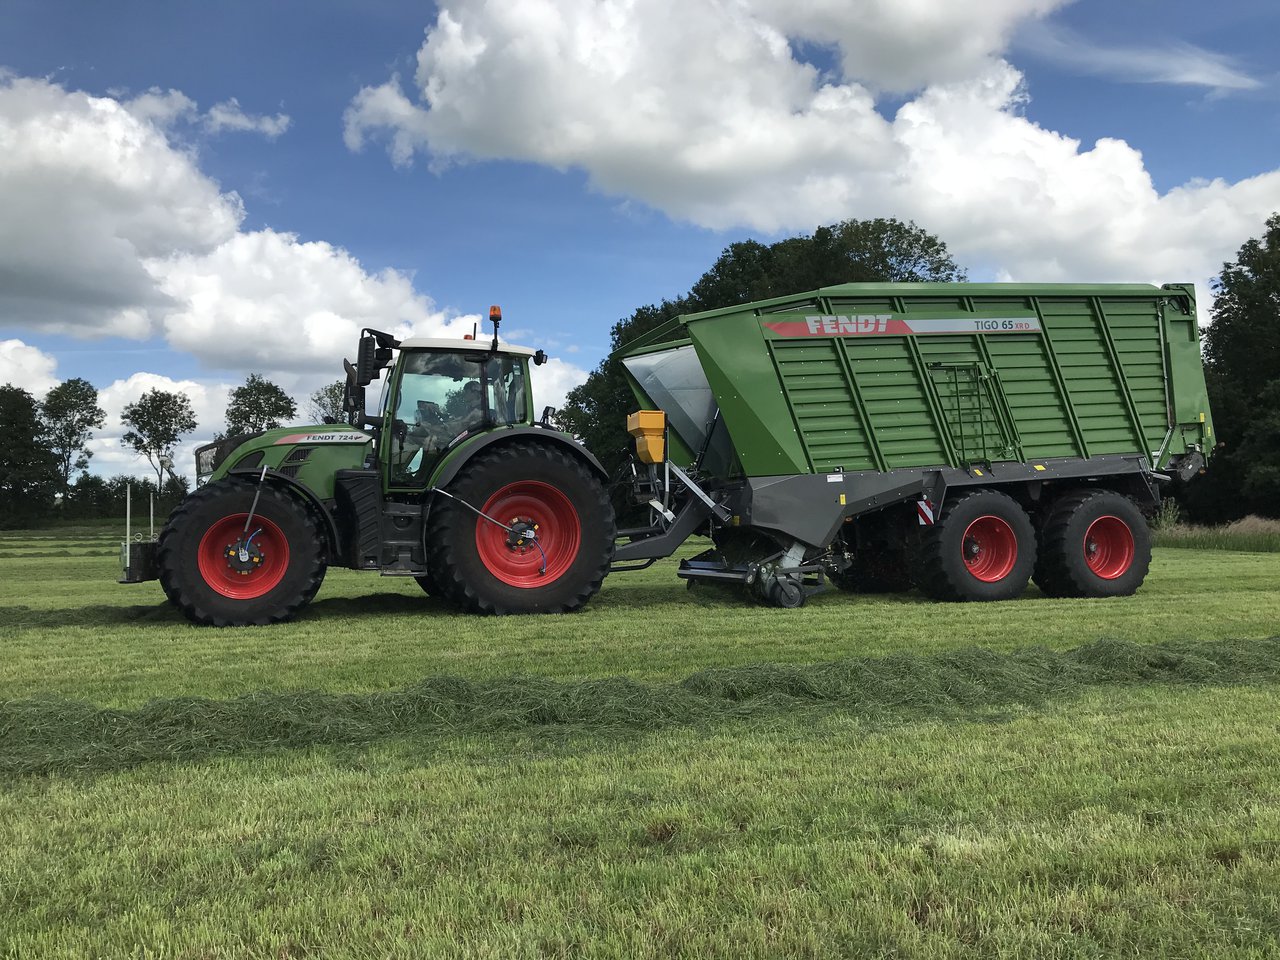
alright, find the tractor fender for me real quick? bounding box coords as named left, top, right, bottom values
left=427, top=426, right=608, bottom=491
left=227, top=467, right=342, bottom=563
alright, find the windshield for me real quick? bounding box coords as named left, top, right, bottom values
left=388, top=350, right=527, bottom=483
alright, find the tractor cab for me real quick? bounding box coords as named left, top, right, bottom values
left=379, top=340, right=534, bottom=485
left=344, top=307, right=550, bottom=489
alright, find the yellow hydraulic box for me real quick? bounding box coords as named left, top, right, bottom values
left=626, top=410, right=667, bottom=464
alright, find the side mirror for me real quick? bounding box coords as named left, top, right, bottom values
left=355, top=334, right=392, bottom=386
left=533, top=349, right=548, bottom=366
left=342, top=358, right=366, bottom=426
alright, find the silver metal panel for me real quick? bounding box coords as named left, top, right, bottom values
left=621, top=345, right=717, bottom=453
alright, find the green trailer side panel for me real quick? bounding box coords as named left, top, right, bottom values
left=1162, top=286, right=1214, bottom=453
left=614, top=282, right=1214, bottom=480
left=1100, top=297, right=1170, bottom=455
left=982, top=334, right=1081, bottom=459
left=769, top=339, right=877, bottom=472
left=1037, top=298, right=1144, bottom=455
left=688, top=319, right=810, bottom=476
left=843, top=337, right=950, bottom=468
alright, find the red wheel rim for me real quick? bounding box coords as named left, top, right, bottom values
left=962, top=515, right=1018, bottom=583
left=1083, top=515, right=1134, bottom=579
left=476, top=481, right=580, bottom=587
left=196, top=514, right=290, bottom=600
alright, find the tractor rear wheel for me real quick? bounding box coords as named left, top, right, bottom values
left=157, top=478, right=327, bottom=626
left=917, top=489, right=1035, bottom=602
left=1033, top=490, right=1151, bottom=597
left=427, top=441, right=614, bottom=614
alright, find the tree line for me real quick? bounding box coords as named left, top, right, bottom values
left=557, top=215, right=1280, bottom=524
left=0, top=376, right=345, bottom=528
left=2, top=214, right=1277, bottom=528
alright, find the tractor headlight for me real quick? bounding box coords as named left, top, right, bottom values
left=195, top=437, right=242, bottom=481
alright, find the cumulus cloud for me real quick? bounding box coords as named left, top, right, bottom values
left=0, top=75, right=242, bottom=335
left=203, top=97, right=291, bottom=138
left=149, top=228, right=480, bottom=374
left=0, top=338, right=59, bottom=396
left=529, top=356, right=588, bottom=414
left=0, top=75, right=475, bottom=383
left=344, top=0, right=1280, bottom=289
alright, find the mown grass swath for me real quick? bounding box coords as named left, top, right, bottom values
left=4, top=529, right=1280, bottom=959
left=5, top=635, right=1280, bottom=776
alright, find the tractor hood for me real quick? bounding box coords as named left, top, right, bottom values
left=198, top=425, right=374, bottom=499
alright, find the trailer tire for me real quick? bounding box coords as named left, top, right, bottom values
left=427, top=441, right=615, bottom=614
left=157, top=478, right=327, bottom=626
left=1033, top=490, right=1151, bottom=598
left=917, top=489, right=1035, bottom=602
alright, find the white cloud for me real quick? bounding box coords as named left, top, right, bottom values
left=149, top=228, right=481, bottom=374
left=93, top=372, right=233, bottom=480
left=122, top=87, right=198, bottom=127
left=0, top=76, right=475, bottom=381
left=1017, top=22, right=1263, bottom=93
left=0, top=75, right=243, bottom=335
left=529, top=356, right=588, bottom=414
left=0, top=338, right=59, bottom=396
left=203, top=97, right=291, bottom=138
left=344, top=0, right=1280, bottom=290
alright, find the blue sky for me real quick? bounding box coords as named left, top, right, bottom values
left=0, top=0, right=1276, bottom=476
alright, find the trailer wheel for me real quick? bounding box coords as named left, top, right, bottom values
left=157, top=478, right=327, bottom=626
left=1033, top=490, right=1151, bottom=598
left=428, top=441, right=615, bottom=614
left=917, top=490, right=1035, bottom=602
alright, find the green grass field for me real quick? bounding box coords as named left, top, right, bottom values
left=3, top=529, right=1280, bottom=958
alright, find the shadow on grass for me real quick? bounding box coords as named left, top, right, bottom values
left=4, top=636, right=1280, bottom=777
left=0, top=592, right=458, bottom=631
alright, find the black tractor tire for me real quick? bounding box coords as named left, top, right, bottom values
left=427, top=441, right=615, bottom=614
left=916, top=489, right=1036, bottom=602
left=1033, top=490, right=1151, bottom=598
left=157, top=478, right=327, bottom=626
left=414, top=565, right=444, bottom=598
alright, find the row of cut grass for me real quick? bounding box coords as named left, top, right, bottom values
left=5, top=634, right=1278, bottom=776
left=2, top=547, right=1279, bottom=707
left=4, top=685, right=1279, bottom=958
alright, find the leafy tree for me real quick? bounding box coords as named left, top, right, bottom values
left=122, top=389, right=198, bottom=489
left=39, top=377, right=106, bottom=495
left=559, top=218, right=965, bottom=472
left=0, top=384, right=59, bottom=528
left=1183, top=213, right=1280, bottom=521
left=224, top=374, right=297, bottom=437
left=307, top=380, right=346, bottom=424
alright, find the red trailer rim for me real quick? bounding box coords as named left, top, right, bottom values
left=1083, top=515, right=1135, bottom=579
left=476, top=481, right=580, bottom=587
left=962, top=515, right=1018, bottom=583
left=197, top=514, right=290, bottom=599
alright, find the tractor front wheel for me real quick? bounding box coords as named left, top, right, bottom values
left=428, top=442, right=615, bottom=614
left=157, top=478, right=327, bottom=626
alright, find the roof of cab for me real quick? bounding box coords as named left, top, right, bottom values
left=398, top=337, right=536, bottom=357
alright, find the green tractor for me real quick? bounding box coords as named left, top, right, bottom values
left=122, top=308, right=615, bottom=626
